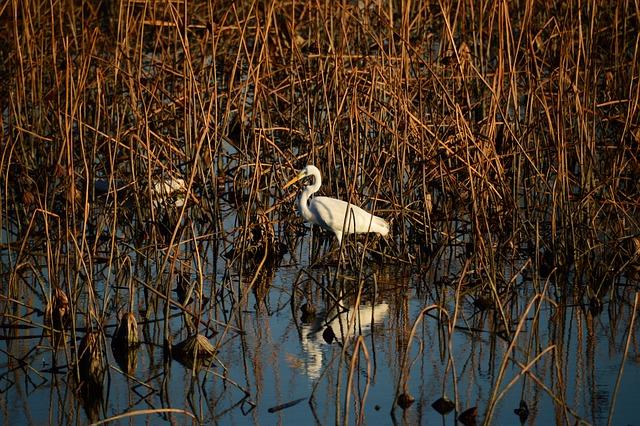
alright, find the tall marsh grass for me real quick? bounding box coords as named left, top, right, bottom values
left=1, top=0, right=639, bottom=424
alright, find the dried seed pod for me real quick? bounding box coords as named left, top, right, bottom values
left=301, top=302, right=316, bottom=316
left=397, top=393, right=415, bottom=409
left=458, top=406, right=478, bottom=426
left=47, top=287, right=69, bottom=331
left=172, top=334, right=216, bottom=367
left=78, top=330, right=105, bottom=386
left=112, top=312, right=139, bottom=348
left=432, top=396, right=455, bottom=415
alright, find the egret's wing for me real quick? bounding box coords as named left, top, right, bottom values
left=308, top=196, right=350, bottom=233
left=309, top=196, right=388, bottom=234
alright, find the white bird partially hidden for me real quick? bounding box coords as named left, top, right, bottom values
left=283, top=165, right=389, bottom=246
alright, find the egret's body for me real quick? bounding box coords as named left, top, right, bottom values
left=283, top=165, right=389, bottom=245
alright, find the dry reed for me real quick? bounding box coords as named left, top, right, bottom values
left=1, top=0, right=638, bottom=424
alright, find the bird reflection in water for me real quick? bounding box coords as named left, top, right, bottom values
left=297, top=301, right=389, bottom=380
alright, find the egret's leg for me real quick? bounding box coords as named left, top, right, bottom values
left=334, top=232, right=345, bottom=263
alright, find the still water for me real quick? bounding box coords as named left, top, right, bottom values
left=1, top=201, right=639, bottom=425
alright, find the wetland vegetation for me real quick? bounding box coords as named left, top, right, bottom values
left=1, top=0, right=639, bottom=424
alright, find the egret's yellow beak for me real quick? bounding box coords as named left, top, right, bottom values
left=283, top=171, right=305, bottom=189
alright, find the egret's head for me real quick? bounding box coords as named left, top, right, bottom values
left=283, top=165, right=314, bottom=189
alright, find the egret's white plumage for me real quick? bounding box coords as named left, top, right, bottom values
left=283, top=165, right=389, bottom=245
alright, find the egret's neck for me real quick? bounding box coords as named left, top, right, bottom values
left=298, top=172, right=321, bottom=223
left=306, top=170, right=322, bottom=194
left=297, top=186, right=314, bottom=222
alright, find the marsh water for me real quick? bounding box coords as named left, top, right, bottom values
left=1, top=184, right=639, bottom=425
left=2, top=1, right=640, bottom=425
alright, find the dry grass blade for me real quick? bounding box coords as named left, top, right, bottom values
left=89, top=408, right=196, bottom=425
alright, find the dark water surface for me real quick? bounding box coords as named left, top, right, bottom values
left=1, top=215, right=639, bottom=425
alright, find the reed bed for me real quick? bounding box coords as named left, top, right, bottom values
left=1, top=0, right=639, bottom=424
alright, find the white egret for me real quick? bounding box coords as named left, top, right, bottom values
left=283, top=165, right=389, bottom=245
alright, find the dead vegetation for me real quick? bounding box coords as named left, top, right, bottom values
left=0, top=0, right=639, bottom=424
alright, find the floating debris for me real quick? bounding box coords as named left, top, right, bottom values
left=172, top=334, right=216, bottom=367
left=514, top=399, right=529, bottom=423
left=458, top=406, right=478, bottom=426
left=322, top=326, right=335, bottom=344
left=396, top=392, right=415, bottom=409
left=432, top=396, right=455, bottom=415
left=267, top=397, right=307, bottom=413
